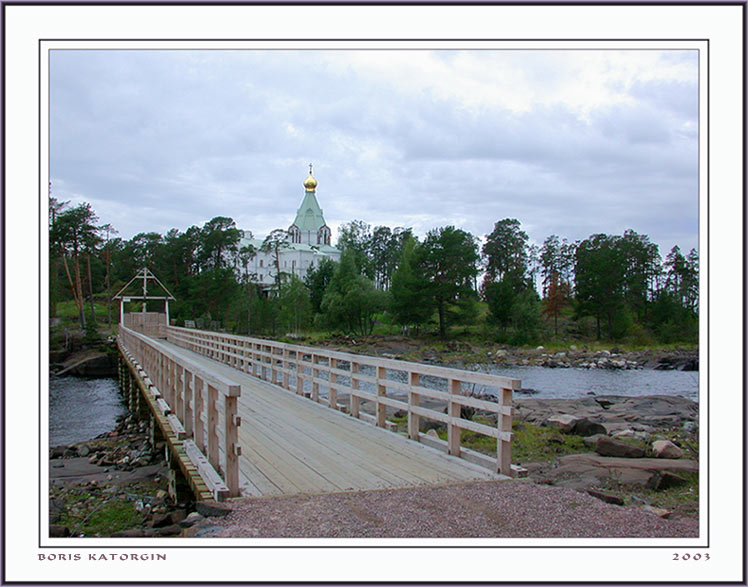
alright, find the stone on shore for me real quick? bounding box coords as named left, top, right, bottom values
left=586, top=489, right=625, bottom=506
left=49, top=525, right=70, bottom=537
left=547, top=414, right=580, bottom=433
left=647, top=471, right=689, bottom=491
left=570, top=418, right=607, bottom=437
left=652, top=440, right=684, bottom=459
left=595, top=436, right=646, bottom=458
left=195, top=500, right=232, bottom=518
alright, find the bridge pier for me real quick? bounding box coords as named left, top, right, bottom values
left=165, top=444, right=193, bottom=503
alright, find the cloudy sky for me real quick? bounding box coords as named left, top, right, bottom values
left=49, top=48, right=699, bottom=255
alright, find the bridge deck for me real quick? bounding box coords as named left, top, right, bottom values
left=159, top=341, right=503, bottom=497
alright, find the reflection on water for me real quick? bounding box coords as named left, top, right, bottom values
left=49, top=377, right=126, bottom=446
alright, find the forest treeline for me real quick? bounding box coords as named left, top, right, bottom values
left=49, top=198, right=698, bottom=345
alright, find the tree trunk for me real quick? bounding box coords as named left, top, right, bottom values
left=62, top=248, right=85, bottom=330
left=437, top=300, right=446, bottom=339
left=86, top=253, right=96, bottom=325
left=105, top=247, right=112, bottom=327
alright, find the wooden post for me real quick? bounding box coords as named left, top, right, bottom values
left=295, top=351, right=304, bottom=395
left=498, top=387, right=513, bottom=476
left=350, top=362, right=360, bottom=418
left=448, top=379, right=461, bottom=456
left=194, top=376, right=205, bottom=453
left=175, top=364, right=184, bottom=421
left=207, top=385, right=219, bottom=469
left=271, top=346, right=278, bottom=385
left=183, top=370, right=193, bottom=438
left=376, top=366, right=387, bottom=428
left=329, top=357, right=338, bottom=410
left=408, top=372, right=420, bottom=440
left=224, top=395, right=240, bottom=497
left=282, top=348, right=290, bottom=389
left=312, top=354, right=319, bottom=402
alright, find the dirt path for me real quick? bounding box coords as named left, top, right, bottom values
left=209, top=479, right=698, bottom=538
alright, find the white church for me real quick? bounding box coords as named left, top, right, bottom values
left=238, top=166, right=341, bottom=290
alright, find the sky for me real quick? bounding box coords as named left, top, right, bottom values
left=49, top=48, right=700, bottom=256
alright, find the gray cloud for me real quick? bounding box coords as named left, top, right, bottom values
left=49, top=49, right=699, bottom=257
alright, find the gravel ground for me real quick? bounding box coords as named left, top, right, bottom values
left=211, top=479, right=698, bottom=538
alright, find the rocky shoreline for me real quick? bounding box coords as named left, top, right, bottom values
left=48, top=415, right=229, bottom=538
left=312, top=334, right=699, bottom=372
left=511, top=394, right=699, bottom=519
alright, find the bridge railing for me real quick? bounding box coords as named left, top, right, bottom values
left=166, top=326, right=520, bottom=476
left=119, top=326, right=242, bottom=498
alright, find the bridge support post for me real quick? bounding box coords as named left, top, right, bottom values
left=165, top=444, right=192, bottom=503
left=149, top=413, right=164, bottom=453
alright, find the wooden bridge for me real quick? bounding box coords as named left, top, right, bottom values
left=117, top=318, right=521, bottom=501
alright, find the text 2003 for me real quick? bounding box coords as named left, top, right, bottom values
left=673, top=553, right=710, bottom=561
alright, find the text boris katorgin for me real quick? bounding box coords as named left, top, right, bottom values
left=38, top=553, right=167, bottom=561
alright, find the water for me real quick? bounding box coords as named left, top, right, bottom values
left=49, top=377, right=127, bottom=446
left=468, top=365, right=700, bottom=402
left=299, top=359, right=699, bottom=404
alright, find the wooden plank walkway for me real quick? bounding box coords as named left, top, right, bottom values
left=158, top=340, right=503, bottom=498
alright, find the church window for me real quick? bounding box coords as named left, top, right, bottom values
left=259, top=259, right=264, bottom=268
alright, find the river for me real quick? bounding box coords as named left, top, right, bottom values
left=49, top=376, right=126, bottom=447
left=469, top=365, right=699, bottom=402
left=48, top=365, right=698, bottom=447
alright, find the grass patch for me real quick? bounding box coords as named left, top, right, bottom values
left=511, top=422, right=592, bottom=464
left=78, top=500, right=142, bottom=536
left=53, top=488, right=142, bottom=537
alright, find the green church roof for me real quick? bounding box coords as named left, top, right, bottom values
left=291, top=190, right=327, bottom=232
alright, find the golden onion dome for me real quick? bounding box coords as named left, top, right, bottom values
left=304, top=164, right=318, bottom=191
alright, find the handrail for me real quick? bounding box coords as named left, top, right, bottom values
left=166, top=325, right=519, bottom=476
left=119, top=326, right=241, bottom=497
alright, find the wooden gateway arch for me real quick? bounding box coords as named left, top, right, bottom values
left=114, top=268, right=175, bottom=339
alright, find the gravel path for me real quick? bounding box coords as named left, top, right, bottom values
left=211, top=479, right=698, bottom=538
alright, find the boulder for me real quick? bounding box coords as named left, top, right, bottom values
left=50, top=446, right=66, bottom=459
left=169, top=509, right=187, bottom=525
left=613, top=429, right=650, bottom=442
left=111, top=528, right=145, bottom=537
left=179, top=512, right=205, bottom=528
left=595, top=436, right=646, bottom=458
left=652, top=440, right=684, bottom=459
left=49, top=525, right=70, bottom=537
left=646, top=471, right=688, bottom=491
left=682, top=421, right=698, bottom=433
left=149, top=512, right=172, bottom=528
left=570, top=418, right=607, bottom=437
left=195, top=500, right=232, bottom=518
left=154, top=524, right=182, bottom=537
left=547, top=414, right=580, bottom=433
left=583, top=434, right=608, bottom=448
left=642, top=505, right=672, bottom=518
left=587, top=489, right=624, bottom=506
